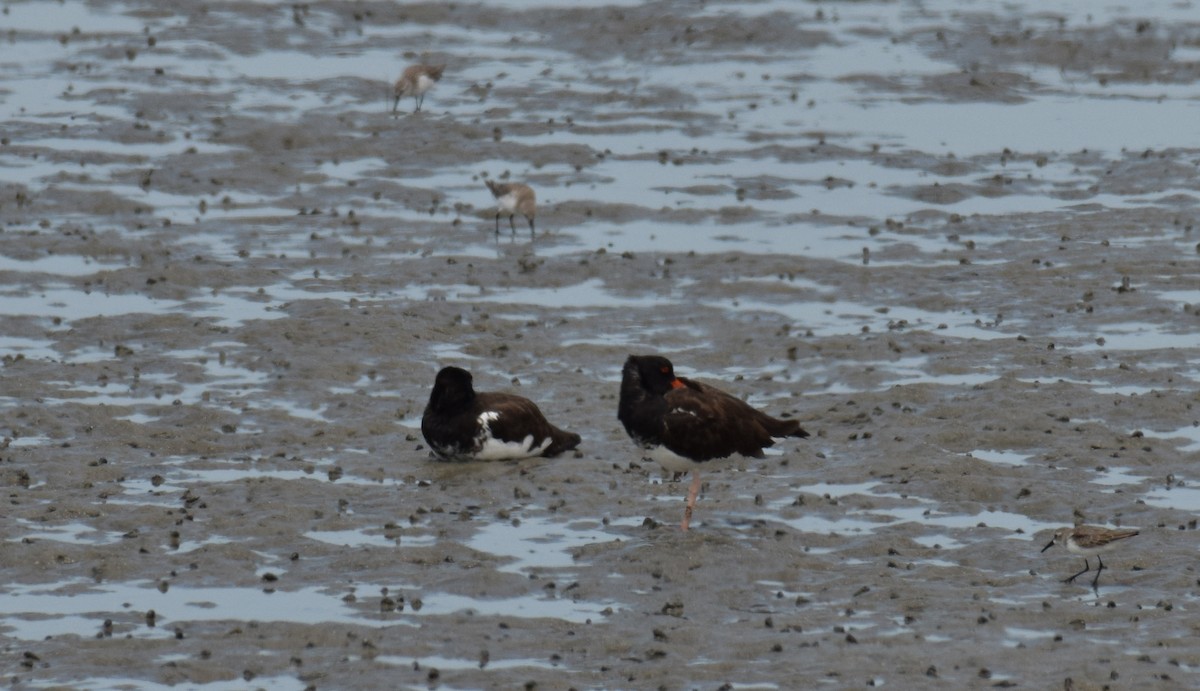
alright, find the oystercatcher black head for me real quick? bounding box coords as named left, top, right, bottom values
left=618, top=354, right=809, bottom=530
left=422, top=366, right=581, bottom=461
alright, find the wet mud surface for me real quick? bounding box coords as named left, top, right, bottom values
left=3, top=0, right=1200, bottom=688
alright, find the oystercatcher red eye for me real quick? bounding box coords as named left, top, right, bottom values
left=660, top=366, right=670, bottom=374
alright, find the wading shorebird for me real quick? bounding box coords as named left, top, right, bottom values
left=618, top=354, right=809, bottom=531
left=393, top=63, right=445, bottom=113
left=1041, top=525, right=1140, bottom=589
left=421, top=366, right=580, bottom=461
left=485, top=180, right=536, bottom=236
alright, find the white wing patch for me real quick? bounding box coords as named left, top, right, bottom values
left=474, top=410, right=552, bottom=460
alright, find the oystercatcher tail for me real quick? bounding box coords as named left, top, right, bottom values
left=422, top=366, right=580, bottom=460
left=618, top=354, right=809, bottom=530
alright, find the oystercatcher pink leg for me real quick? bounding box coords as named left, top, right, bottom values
left=682, top=471, right=702, bottom=531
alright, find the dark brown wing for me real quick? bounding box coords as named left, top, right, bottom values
left=689, top=379, right=809, bottom=439
left=655, top=380, right=782, bottom=461
left=476, top=393, right=580, bottom=457
left=678, top=378, right=807, bottom=436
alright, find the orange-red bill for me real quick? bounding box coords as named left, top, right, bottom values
left=670, top=379, right=685, bottom=389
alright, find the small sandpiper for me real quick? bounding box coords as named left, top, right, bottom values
left=393, top=63, right=445, bottom=113
left=1041, top=525, right=1139, bottom=589
left=485, top=180, right=536, bottom=235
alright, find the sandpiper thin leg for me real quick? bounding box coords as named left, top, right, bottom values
left=1064, top=558, right=1091, bottom=584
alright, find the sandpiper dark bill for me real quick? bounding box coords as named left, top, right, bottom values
left=393, top=63, right=445, bottom=113
left=617, top=354, right=809, bottom=531
left=421, top=366, right=580, bottom=461
left=485, top=180, right=536, bottom=235
left=1041, top=525, right=1139, bottom=589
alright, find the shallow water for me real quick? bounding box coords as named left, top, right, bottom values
left=3, top=0, right=1200, bottom=687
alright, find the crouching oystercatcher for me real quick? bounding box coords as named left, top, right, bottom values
left=422, top=366, right=580, bottom=460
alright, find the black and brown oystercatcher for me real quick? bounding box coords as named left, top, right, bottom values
left=421, top=366, right=580, bottom=461
left=618, top=354, right=809, bottom=530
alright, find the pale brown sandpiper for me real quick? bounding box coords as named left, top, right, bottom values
left=393, top=63, right=444, bottom=113
left=1041, top=525, right=1139, bottom=589
left=485, top=180, right=536, bottom=235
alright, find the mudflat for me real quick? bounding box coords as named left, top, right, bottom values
left=2, top=1, right=1199, bottom=689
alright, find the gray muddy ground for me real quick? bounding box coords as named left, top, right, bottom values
left=2, top=0, right=1200, bottom=689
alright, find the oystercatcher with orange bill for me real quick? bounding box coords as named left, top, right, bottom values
left=618, top=354, right=809, bottom=530
left=422, top=366, right=580, bottom=461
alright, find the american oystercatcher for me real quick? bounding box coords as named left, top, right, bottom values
left=485, top=180, right=536, bottom=235
left=618, top=354, right=810, bottom=530
left=1041, top=525, right=1139, bottom=589
left=393, top=63, right=445, bottom=113
left=421, top=366, right=580, bottom=460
